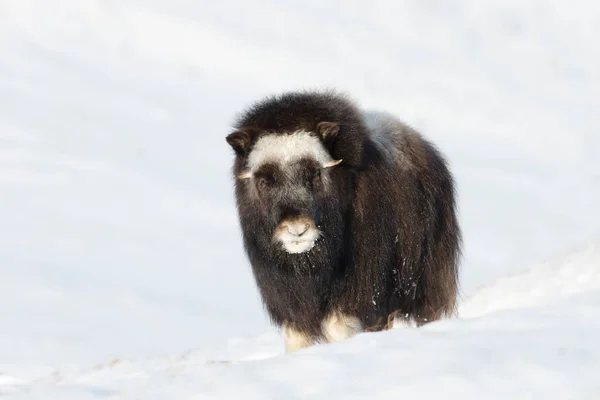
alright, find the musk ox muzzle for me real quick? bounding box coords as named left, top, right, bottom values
left=274, top=216, right=321, bottom=254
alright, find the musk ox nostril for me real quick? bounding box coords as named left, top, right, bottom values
left=297, top=224, right=308, bottom=236
left=299, top=224, right=309, bottom=236
left=286, top=222, right=310, bottom=237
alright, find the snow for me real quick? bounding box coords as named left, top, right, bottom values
left=1, top=0, right=600, bottom=398
left=3, top=244, right=600, bottom=398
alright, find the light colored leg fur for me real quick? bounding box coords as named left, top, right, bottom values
left=283, top=323, right=313, bottom=353
left=321, top=312, right=362, bottom=343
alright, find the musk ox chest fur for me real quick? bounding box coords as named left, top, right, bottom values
left=226, top=90, right=461, bottom=353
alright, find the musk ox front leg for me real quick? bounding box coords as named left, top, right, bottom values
left=282, top=323, right=313, bottom=353
left=284, top=313, right=362, bottom=353
left=321, top=312, right=362, bottom=343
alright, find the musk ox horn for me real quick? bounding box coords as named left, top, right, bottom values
left=237, top=170, right=252, bottom=179
left=323, top=159, right=343, bottom=168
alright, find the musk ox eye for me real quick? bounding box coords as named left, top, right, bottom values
left=312, top=169, right=321, bottom=185
left=257, top=176, right=273, bottom=190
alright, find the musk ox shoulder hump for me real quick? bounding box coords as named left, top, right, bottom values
left=360, top=109, right=418, bottom=166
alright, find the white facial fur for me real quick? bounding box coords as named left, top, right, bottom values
left=244, top=131, right=335, bottom=255
left=277, top=222, right=322, bottom=254
left=246, top=131, right=336, bottom=174
left=283, top=241, right=315, bottom=254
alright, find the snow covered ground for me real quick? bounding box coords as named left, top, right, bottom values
left=3, top=240, right=600, bottom=399
left=1, top=0, right=600, bottom=398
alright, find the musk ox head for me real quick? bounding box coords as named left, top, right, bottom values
left=226, top=122, right=343, bottom=254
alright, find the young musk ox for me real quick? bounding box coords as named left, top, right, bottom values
left=225, top=90, right=461, bottom=353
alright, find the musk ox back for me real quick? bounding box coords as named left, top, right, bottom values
left=226, top=90, right=461, bottom=353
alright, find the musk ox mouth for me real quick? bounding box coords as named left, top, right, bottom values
left=275, top=219, right=322, bottom=254
left=281, top=238, right=319, bottom=254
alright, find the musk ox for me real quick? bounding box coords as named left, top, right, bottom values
left=226, top=90, right=461, bottom=353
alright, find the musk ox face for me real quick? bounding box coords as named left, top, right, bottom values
left=234, top=130, right=343, bottom=254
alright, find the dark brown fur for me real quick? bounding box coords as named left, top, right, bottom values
left=226, top=89, right=461, bottom=342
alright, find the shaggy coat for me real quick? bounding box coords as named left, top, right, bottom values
left=226, top=90, right=461, bottom=352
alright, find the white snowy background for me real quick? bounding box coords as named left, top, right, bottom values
left=1, top=0, right=600, bottom=398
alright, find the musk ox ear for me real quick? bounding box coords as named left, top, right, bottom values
left=226, top=129, right=251, bottom=155
left=316, top=122, right=340, bottom=143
